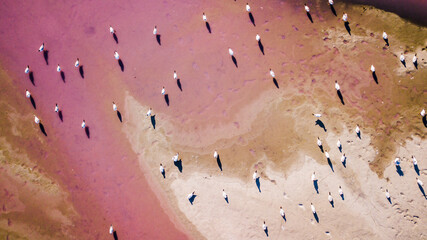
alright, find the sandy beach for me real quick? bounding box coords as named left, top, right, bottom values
left=0, top=0, right=426, bottom=239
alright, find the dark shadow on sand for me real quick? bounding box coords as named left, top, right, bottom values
left=156, top=34, right=161, bottom=45
left=248, top=12, right=255, bottom=26
left=118, top=59, right=124, bottom=72
left=313, top=180, right=319, bottom=194
left=113, top=230, right=118, bottom=240
left=372, top=72, right=378, bottom=84
left=113, top=33, right=119, bottom=44
left=272, top=78, right=279, bottom=88
left=60, top=71, right=65, bottom=82
left=58, top=110, right=63, bottom=122
left=224, top=196, right=229, bottom=204
left=396, top=165, right=404, bottom=176
left=307, top=12, right=313, bottom=23
left=79, top=66, right=84, bottom=79
left=39, top=123, right=47, bottom=136
left=315, top=119, right=327, bottom=132
left=384, top=38, right=389, bottom=46
left=357, top=131, right=361, bottom=139
left=30, top=96, right=36, bottom=109
left=330, top=200, right=334, bottom=208
left=29, top=72, right=35, bottom=86
left=340, top=193, right=345, bottom=200
left=337, top=90, right=345, bottom=105
left=344, top=22, right=351, bottom=35
left=258, top=40, right=265, bottom=55
left=313, top=212, right=319, bottom=223
left=401, top=60, right=406, bottom=68
left=318, top=145, right=324, bottom=153
left=174, top=160, right=183, bottom=173
left=85, top=126, right=90, bottom=139
left=264, top=227, right=268, bottom=237
left=330, top=5, right=337, bottom=16
left=414, top=165, right=420, bottom=175
left=327, top=158, right=334, bottom=172
left=164, top=94, right=169, bottom=106
left=151, top=115, right=156, bottom=129
left=117, top=111, right=122, bottom=122
left=338, top=145, right=342, bottom=153
left=216, top=155, right=223, bottom=171
left=418, top=184, right=426, bottom=199
left=256, top=178, right=261, bottom=192
left=177, top=79, right=182, bottom=91
left=282, top=214, right=287, bottom=222
left=205, top=22, right=211, bottom=33
left=414, top=61, right=418, bottom=69
left=387, top=197, right=392, bottom=204
left=161, top=169, right=166, bottom=179
left=188, top=194, right=196, bottom=205
left=231, top=56, right=238, bottom=68
left=43, top=50, right=49, bottom=65
left=342, top=159, right=347, bottom=168
left=423, top=116, right=427, bottom=128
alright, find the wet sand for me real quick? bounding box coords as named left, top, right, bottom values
left=0, top=0, right=426, bottom=239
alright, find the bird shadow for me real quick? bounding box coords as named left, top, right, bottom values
left=60, top=71, right=66, bottom=82
left=188, top=194, right=197, bottom=205
left=113, top=231, right=119, bottom=240
left=272, top=78, right=279, bottom=89
left=396, top=165, right=404, bottom=176
left=414, top=61, right=418, bottom=69
left=113, top=33, right=119, bottom=44
left=30, top=96, right=36, bottom=109
left=315, top=119, right=327, bottom=132
left=43, top=50, right=49, bottom=65
left=313, top=180, right=319, bottom=194
left=338, top=145, right=342, bottom=153
left=313, top=212, right=319, bottom=223
left=224, top=196, right=229, bottom=204
left=330, top=5, right=337, bottom=16
left=205, top=22, right=211, bottom=33
left=414, top=165, right=420, bottom=176
left=401, top=60, right=406, bottom=68
left=164, top=94, right=170, bottom=106
left=327, top=158, right=334, bottom=172
left=117, top=111, right=122, bottom=122
left=161, top=169, right=166, bottom=179
left=258, top=40, right=265, bottom=55
left=337, top=90, right=345, bottom=105
left=156, top=34, right=161, bottom=45
left=39, top=123, right=47, bottom=136
left=248, top=12, right=255, bottom=26
left=151, top=115, right=156, bottom=129
left=387, top=197, right=392, bottom=204
left=58, top=110, right=63, bottom=122
left=418, top=185, right=426, bottom=198
left=344, top=22, right=351, bottom=35
left=174, top=160, right=183, bottom=173
left=177, top=79, right=182, bottom=91
left=29, top=72, right=35, bottom=86
left=79, top=65, right=85, bottom=78
left=231, top=56, right=238, bottom=68
left=307, top=12, right=313, bottom=23
left=318, top=144, right=324, bottom=153
left=330, top=200, right=334, bottom=208
left=264, top=227, right=268, bottom=237
left=357, top=131, right=361, bottom=139
left=282, top=214, right=287, bottom=222
left=372, top=72, right=378, bottom=84
left=256, top=178, right=261, bottom=192
left=342, top=159, right=347, bottom=168
left=118, top=59, right=124, bottom=72
left=85, top=126, right=90, bottom=139
left=384, top=38, right=389, bottom=46
left=216, top=155, right=223, bottom=171
left=423, top=116, right=427, bottom=128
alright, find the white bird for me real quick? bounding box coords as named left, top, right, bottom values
left=228, top=48, right=234, bottom=56
left=81, top=120, right=86, bottom=128
left=75, top=58, right=80, bottom=68
left=417, top=178, right=423, bottom=186
left=304, top=4, right=310, bottom=12
left=328, top=192, right=333, bottom=203
left=385, top=189, right=390, bottom=199
left=341, top=154, right=346, bottom=163
left=222, top=189, right=227, bottom=199
left=256, top=34, right=260, bottom=41
left=262, top=221, right=267, bottom=230
left=159, top=164, right=165, bottom=174
left=54, top=104, right=59, bottom=113
left=146, top=108, right=152, bottom=117
left=280, top=206, right=285, bottom=217
left=412, top=156, right=417, bottom=166
left=114, top=51, right=120, bottom=60
left=317, top=137, right=322, bottom=147
left=325, top=151, right=330, bottom=159
left=335, top=81, right=340, bottom=91
left=173, top=70, right=177, bottom=80
left=187, top=191, right=195, bottom=200
left=172, top=153, right=179, bottom=162
left=109, top=225, right=114, bottom=234
left=400, top=53, right=405, bottom=62
left=57, top=64, right=61, bottom=72
left=112, top=102, right=118, bottom=111
left=311, top=172, right=317, bottom=181
left=246, top=3, right=251, bottom=12
left=38, top=43, right=44, bottom=52
left=310, top=203, right=316, bottom=213
left=370, top=65, right=375, bottom=72
left=253, top=170, right=258, bottom=180
left=269, top=69, right=275, bottom=78
left=394, top=158, right=400, bottom=166
left=202, top=13, right=207, bottom=22
left=213, top=150, right=218, bottom=159
left=34, top=115, right=40, bottom=124
left=109, top=26, right=115, bottom=34
left=421, top=109, right=425, bottom=117
left=355, top=125, right=360, bottom=134
left=25, top=65, right=30, bottom=74
left=25, top=89, right=31, bottom=98
left=312, top=113, right=322, bottom=118
left=413, top=54, right=417, bottom=64
left=337, top=139, right=341, bottom=149
left=338, top=186, right=343, bottom=197
left=329, top=0, right=334, bottom=5
left=153, top=26, right=157, bottom=35
left=342, top=13, right=348, bottom=22
left=382, top=31, right=388, bottom=40
left=161, top=87, right=166, bottom=95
